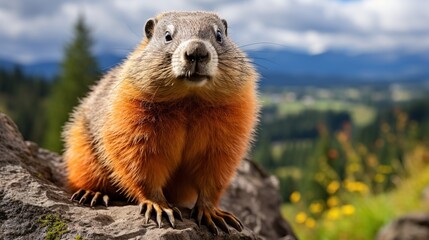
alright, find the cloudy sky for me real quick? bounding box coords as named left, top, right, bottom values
left=1, top=0, right=428, bottom=63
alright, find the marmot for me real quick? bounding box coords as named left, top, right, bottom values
left=64, top=11, right=259, bottom=234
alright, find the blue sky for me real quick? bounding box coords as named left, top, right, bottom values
left=0, top=0, right=428, bottom=63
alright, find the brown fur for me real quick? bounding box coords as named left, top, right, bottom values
left=63, top=11, right=259, bottom=231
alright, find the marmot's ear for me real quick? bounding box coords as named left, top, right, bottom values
left=221, top=19, right=228, bottom=36
left=144, top=18, right=157, bottom=39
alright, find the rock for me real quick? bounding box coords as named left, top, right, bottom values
left=377, top=213, right=429, bottom=240
left=221, top=161, right=297, bottom=240
left=0, top=112, right=297, bottom=240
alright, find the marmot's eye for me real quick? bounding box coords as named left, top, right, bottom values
left=216, top=30, right=223, bottom=43
left=165, top=31, right=173, bottom=43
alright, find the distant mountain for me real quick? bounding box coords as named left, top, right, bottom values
left=0, top=59, right=15, bottom=71
left=1, top=49, right=428, bottom=86
left=24, top=61, right=60, bottom=79
left=249, top=49, right=429, bottom=86
left=0, top=54, right=125, bottom=80
left=97, top=54, right=125, bottom=72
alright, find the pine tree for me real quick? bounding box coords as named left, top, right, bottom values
left=43, top=16, right=99, bottom=152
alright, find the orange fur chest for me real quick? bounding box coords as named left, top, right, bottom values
left=112, top=96, right=249, bottom=164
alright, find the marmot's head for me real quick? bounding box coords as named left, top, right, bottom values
left=122, top=11, right=257, bottom=102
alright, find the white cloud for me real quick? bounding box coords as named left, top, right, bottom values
left=0, top=0, right=428, bottom=63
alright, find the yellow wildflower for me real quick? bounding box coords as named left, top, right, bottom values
left=310, top=202, right=323, bottom=214
left=326, top=207, right=341, bottom=221
left=305, top=217, right=316, bottom=229
left=345, top=181, right=369, bottom=193
left=366, top=154, right=378, bottom=167
left=327, top=181, right=340, bottom=194
left=374, top=174, right=386, bottom=183
left=295, top=212, right=307, bottom=224
left=357, top=182, right=369, bottom=193
left=347, top=163, right=360, bottom=173
left=290, top=191, right=301, bottom=203
left=327, top=196, right=340, bottom=208
left=341, top=204, right=355, bottom=216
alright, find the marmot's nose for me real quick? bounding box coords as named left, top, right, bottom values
left=184, top=41, right=210, bottom=64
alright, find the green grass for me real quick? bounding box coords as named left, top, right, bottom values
left=282, top=166, right=429, bottom=240
left=315, top=195, right=395, bottom=240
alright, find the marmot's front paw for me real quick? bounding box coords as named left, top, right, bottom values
left=191, top=204, right=243, bottom=235
left=139, top=200, right=183, bottom=228
left=70, top=189, right=109, bottom=207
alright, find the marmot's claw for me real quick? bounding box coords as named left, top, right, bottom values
left=70, top=189, right=109, bottom=207
left=191, top=206, right=219, bottom=235
left=219, top=209, right=243, bottom=232
left=102, top=195, right=110, bottom=207
left=79, top=190, right=92, bottom=204
left=70, top=189, right=85, bottom=201
left=139, top=201, right=180, bottom=228
left=190, top=207, right=204, bottom=226
left=90, top=192, right=101, bottom=206
left=172, top=206, right=183, bottom=221
left=212, top=214, right=230, bottom=234
left=191, top=206, right=242, bottom=234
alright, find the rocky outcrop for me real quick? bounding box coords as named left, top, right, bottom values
left=377, top=213, right=429, bottom=240
left=0, top=112, right=297, bottom=240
